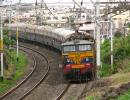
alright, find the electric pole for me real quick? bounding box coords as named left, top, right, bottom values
left=109, top=0, right=113, bottom=67
left=16, top=0, right=21, bottom=62
left=96, top=0, right=101, bottom=77
left=0, top=0, right=5, bottom=81
left=0, top=14, right=3, bottom=81
left=35, top=0, right=38, bottom=25
left=9, top=2, right=12, bottom=49
left=110, top=19, right=113, bottom=67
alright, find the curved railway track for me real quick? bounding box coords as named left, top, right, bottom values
left=3, top=42, right=91, bottom=100
left=20, top=42, right=90, bottom=100
left=20, top=42, right=68, bottom=100
left=55, top=84, right=70, bottom=100
left=0, top=44, right=50, bottom=100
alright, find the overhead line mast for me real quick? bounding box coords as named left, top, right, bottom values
left=95, top=0, right=101, bottom=78
left=35, top=0, right=38, bottom=25
left=0, top=13, right=3, bottom=81
left=0, top=0, right=4, bottom=81
left=16, top=0, right=21, bottom=62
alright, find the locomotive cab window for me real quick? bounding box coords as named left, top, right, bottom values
left=78, top=44, right=92, bottom=51
left=63, top=45, right=76, bottom=52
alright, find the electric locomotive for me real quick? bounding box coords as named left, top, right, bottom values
left=61, top=39, right=95, bottom=80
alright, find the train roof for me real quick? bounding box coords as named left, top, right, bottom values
left=62, top=40, right=94, bottom=46
left=6, top=23, right=74, bottom=38
left=78, top=23, right=95, bottom=31
left=5, top=23, right=93, bottom=42
left=52, top=28, right=75, bottom=39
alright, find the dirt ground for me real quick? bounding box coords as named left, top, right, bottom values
left=79, top=72, right=130, bottom=100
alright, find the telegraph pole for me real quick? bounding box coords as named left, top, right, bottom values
left=96, top=0, right=101, bottom=78
left=16, top=22, right=19, bottom=62
left=9, top=3, right=12, bottom=49
left=35, top=0, right=38, bottom=25
left=108, top=0, right=113, bottom=67
left=110, top=19, right=113, bottom=67
left=0, top=15, right=3, bottom=81
left=16, top=0, right=21, bottom=62
left=93, top=4, right=96, bottom=40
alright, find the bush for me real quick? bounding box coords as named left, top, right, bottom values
left=114, top=31, right=122, bottom=38
left=102, top=36, right=130, bottom=63
left=101, top=35, right=130, bottom=76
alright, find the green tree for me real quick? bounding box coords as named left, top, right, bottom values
left=3, top=30, right=15, bottom=49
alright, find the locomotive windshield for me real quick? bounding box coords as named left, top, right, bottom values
left=62, top=40, right=94, bottom=52
left=78, top=44, right=92, bottom=51
left=63, top=45, right=76, bottom=52
left=63, top=44, right=92, bottom=52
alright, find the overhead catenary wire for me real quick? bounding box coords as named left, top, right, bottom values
left=41, top=0, right=65, bottom=22
left=72, top=0, right=92, bottom=17
left=34, top=0, right=70, bottom=26
left=35, top=0, right=76, bottom=28
left=72, top=0, right=101, bottom=27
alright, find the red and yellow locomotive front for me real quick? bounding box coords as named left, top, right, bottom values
left=62, top=40, right=95, bottom=80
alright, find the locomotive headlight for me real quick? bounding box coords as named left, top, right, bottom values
left=66, top=58, right=73, bottom=63
left=67, top=59, right=71, bottom=62
left=86, top=58, right=89, bottom=61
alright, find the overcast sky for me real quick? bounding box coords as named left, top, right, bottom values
left=3, top=0, right=129, bottom=4
left=2, top=0, right=130, bottom=8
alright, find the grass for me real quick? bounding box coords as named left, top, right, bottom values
left=85, top=96, right=96, bottom=100
left=115, top=90, right=130, bottom=100
left=0, top=50, right=28, bottom=95
left=10, top=50, right=28, bottom=80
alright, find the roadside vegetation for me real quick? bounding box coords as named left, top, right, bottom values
left=100, top=33, right=130, bottom=77
left=0, top=30, right=28, bottom=95
left=84, top=32, right=130, bottom=100
left=116, top=89, right=130, bottom=100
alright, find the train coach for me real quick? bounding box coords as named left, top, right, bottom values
left=4, top=23, right=75, bottom=50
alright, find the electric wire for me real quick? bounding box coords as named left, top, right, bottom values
left=72, top=0, right=91, bottom=16
left=35, top=0, right=74, bottom=27
left=41, top=0, right=64, bottom=22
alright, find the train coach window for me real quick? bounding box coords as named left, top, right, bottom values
left=63, top=45, right=75, bottom=52
left=79, top=45, right=92, bottom=51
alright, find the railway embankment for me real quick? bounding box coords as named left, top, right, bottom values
left=0, top=30, right=29, bottom=95
left=80, top=35, right=130, bottom=100
left=0, top=49, right=29, bottom=96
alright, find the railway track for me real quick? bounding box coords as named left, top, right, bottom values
left=16, top=42, right=90, bottom=100
left=0, top=44, right=50, bottom=100
left=56, top=83, right=87, bottom=100
left=20, top=42, right=91, bottom=100
left=55, top=79, right=92, bottom=100
left=20, top=42, right=68, bottom=100
left=55, top=83, right=70, bottom=100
